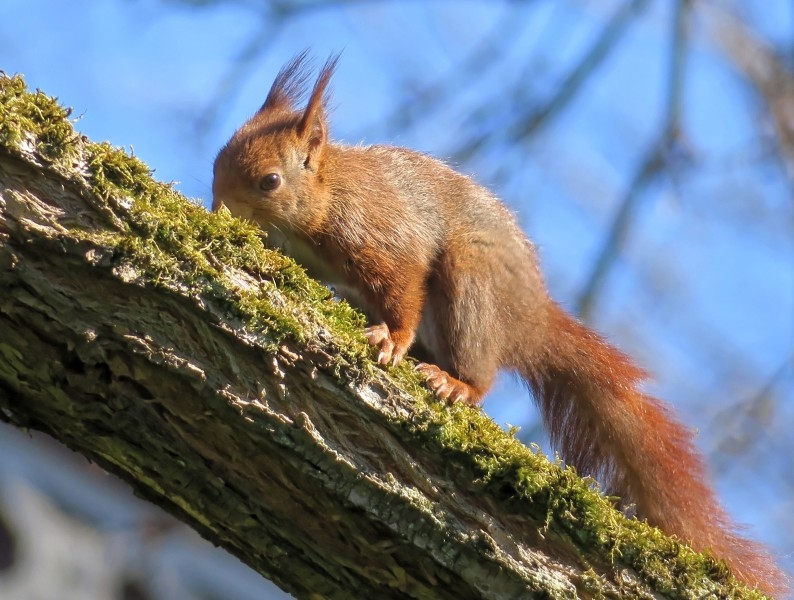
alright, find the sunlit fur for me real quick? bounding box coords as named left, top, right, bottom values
left=212, top=54, right=788, bottom=596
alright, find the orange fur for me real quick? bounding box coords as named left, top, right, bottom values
left=212, top=54, right=788, bottom=597
left=524, top=304, right=784, bottom=593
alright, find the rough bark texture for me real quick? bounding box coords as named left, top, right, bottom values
left=0, top=75, right=767, bottom=599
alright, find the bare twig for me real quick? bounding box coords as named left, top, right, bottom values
left=705, top=2, right=794, bottom=182
left=576, top=0, right=692, bottom=320
left=452, top=0, right=652, bottom=164
left=359, top=4, right=529, bottom=139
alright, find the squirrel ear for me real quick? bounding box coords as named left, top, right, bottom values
left=297, top=54, right=339, bottom=170
left=302, top=118, right=327, bottom=171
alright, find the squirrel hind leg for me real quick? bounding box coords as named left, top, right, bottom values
left=415, top=363, right=486, bottom=405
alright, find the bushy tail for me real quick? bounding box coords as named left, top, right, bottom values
left=520, top=302, right=787, bottom=597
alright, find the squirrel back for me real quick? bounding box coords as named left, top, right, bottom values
left=212, top=53, right=788, bottom=597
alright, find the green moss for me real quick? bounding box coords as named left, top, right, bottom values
left=84, top=140, right=370, bottom=352
left=0, top=73, right=770, bottom=600
left=0, top=74, right=370, bottom=361
left=0, top=74, right=79, bottom=164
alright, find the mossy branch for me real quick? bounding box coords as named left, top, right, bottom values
left=0, top=74, right=766, bottom=600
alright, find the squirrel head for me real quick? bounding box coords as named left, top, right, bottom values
left=212, top=52, right=339, bottom=234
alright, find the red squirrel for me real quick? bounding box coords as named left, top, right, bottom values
left=211, top=53, right=787, bottom=596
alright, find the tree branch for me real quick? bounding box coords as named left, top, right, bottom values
left=0, top=74, right=765, bottom=599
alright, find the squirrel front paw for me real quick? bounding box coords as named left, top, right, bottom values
left=364, top=323, right=410, bottom=366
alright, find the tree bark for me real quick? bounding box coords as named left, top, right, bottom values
left=0, top=75, right=763, bottom=599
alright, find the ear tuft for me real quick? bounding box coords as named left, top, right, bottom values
left=297, top=53, right=340, bottom=137
left=259, top=50, right=313, bottom=113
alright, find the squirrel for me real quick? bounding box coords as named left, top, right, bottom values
left=211, top=52, right=787, bottom=597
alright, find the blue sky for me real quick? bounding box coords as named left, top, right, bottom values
left=3, top=0, right=793, bottom=586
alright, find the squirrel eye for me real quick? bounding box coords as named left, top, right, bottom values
left=259, top=173, right=282, bottom=192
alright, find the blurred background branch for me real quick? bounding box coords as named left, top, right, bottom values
left=577, top=0, right=691, bottom=319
